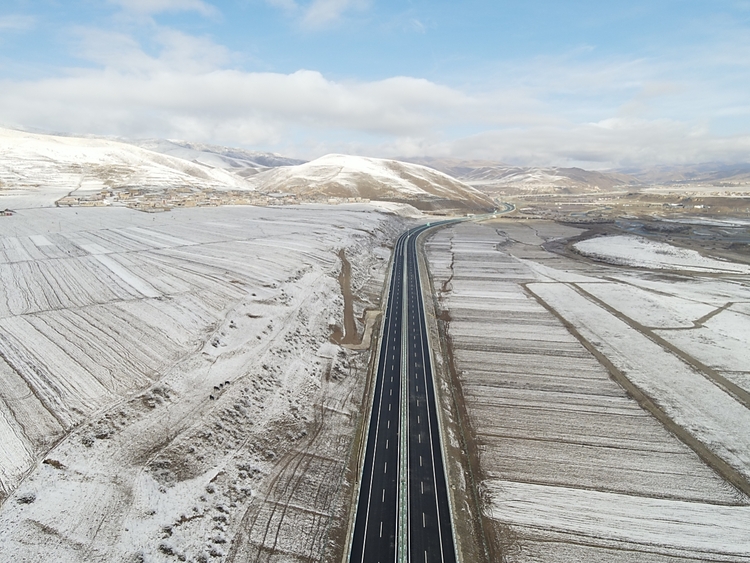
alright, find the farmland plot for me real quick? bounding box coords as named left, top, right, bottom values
left=0, top=204, right=404, bottom=562
left=425, top=221, right=750, bottom=562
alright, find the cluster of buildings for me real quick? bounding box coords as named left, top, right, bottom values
left=55, top=187, right=372, bottom=211
left=56, top=187, right=281, bottom=211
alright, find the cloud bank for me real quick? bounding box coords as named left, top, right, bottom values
left=1, top=11, right=749, bottom=168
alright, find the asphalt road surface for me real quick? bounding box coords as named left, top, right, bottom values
left=349, top=223, right=457, bottom=563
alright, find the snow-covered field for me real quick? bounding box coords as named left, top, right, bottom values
left=0, top=204, right=406, bottom=562
left=574, top=234, right=750, bottom=273
left=4, top=128, right=749, bottom=563
left=426, top=221, right=750, bottom=562
left=528, top=281, right=750, bottom=482
left=485, top=481, right=750, bottom=560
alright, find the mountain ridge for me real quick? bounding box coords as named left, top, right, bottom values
left=0, top=128, right=494, bottom=212
left=131, top=139, right=305, bottom=177
left=402, top=156, right=750, bottom=194
left=248, top=153, right=495, bottom=212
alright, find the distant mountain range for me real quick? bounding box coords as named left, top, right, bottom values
left=0, top=128, right=251, bottom=200
left=2, top=127, right=748, bottom=212
left=133, top=143, right=493, bottom=211
left=402, top=157, right=750, bottom=194
left=618, top=163, right=750, bottom=186
left=0, top=128, right=493, bottom=212
left=132, top=143, right=750, bottom=196
left=402, top=157, right=638, bottom=194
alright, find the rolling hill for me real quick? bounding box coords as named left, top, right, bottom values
left=250, top=154, right=495, bottom=212
left=131, top=139, right=305, bottom=177
left=1, top=129, right=494, bottom=212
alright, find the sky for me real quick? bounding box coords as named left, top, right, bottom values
left=1, top=0, right=749, bottom=168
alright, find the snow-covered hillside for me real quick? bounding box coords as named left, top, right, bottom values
left=250, top=154, right=495, bottom=212
left=131, top=139, right=304, bottom=177
left=0, top=128, right=252, bottom=208
left=460, top=165, right=635, bottom=192
left=1, top=129, right=495, bottom=212
left=403, top=157, right=638, bottom=194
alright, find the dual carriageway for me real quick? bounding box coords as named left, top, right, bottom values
left=348, top=223, right=457, bottom=563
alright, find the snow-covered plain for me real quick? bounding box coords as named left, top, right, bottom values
left=426, top=221, right=750, bottom=562
left=486, top=480, right=750, bottom=560
left=574, top=234, right=750, bottom=273
left=0, top=204, right=406, bottom=562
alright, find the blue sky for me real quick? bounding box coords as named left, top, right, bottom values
left=1, top=0, right=749, bottom=167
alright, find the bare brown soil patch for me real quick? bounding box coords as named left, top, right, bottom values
left=330, top=249, right=357, bottom=346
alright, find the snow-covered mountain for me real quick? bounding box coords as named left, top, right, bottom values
left=407, top=157, right=750, bottom=194
left=249, top=154, right=495, bottom=212
left=131, top=139, right=305, bottom=177
left=403, top=157, right=638, bottom=194
left=0, top=128, right=252, bottom=207
left=460, top=165, right=637, bottom=192
left=1, top=128, right=494, bottom=211
left=620, top=163, right=750, bottom=186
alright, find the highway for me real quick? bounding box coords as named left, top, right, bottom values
left=349, top=223, right=457, bottom=563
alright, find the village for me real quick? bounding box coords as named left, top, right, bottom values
left=53, top=186, right=371, bottom=211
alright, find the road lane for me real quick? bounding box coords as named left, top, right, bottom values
left=405, top=230, right=455, bottom=563
left=349, top=232, right=405, bottom=563
left=349, top=223, right=457, bottom=563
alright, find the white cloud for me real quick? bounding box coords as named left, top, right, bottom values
left=264, top=0, right=299, bottom=13
left=264, top=0, right=368, bottom=28
left=302, top=0, right=366, bottom=27
left=0, top=15, right=35, bottom=31
left=0, top=69, right=466, bottom=140
left=2, top=24, right=750, bottom=166
left=72, top=27, right=229, bottom=73
left=0, top=30, right=468, bottom=153
left=108, top=0, right=217, bottom=16
left=409, top=19, right=426, bottom=34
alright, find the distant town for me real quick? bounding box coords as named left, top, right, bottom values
left=54, top=187, right=371, bottom=211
